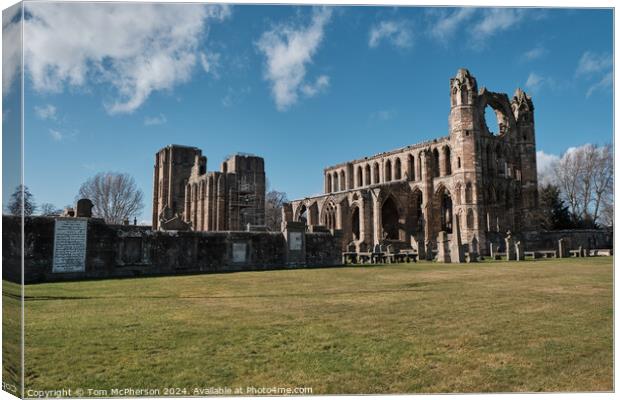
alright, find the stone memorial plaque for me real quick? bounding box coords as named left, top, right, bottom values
left=53, top=219, right=87, bottom=273
left=232, top=242, right=247, bottom=263
left=289, top=232, right=302, bottom=251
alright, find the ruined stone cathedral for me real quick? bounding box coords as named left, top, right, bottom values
left=152, top=145, right=266, bottom=231
left=284, top=69, right=538, bottom=254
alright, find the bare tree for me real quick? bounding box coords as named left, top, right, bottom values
left=7, top=185, right=36, bottom=216
left=40, top=203, right=62, bottom=216
left=77, top=172, right=144, bottom=224
left=554, top=149, right=583, bottom=222
left=553, top=143, right=613, bottom=227
left=591, top=144, right=613, bottom=225
left=265, top=189, right=288, bottom=231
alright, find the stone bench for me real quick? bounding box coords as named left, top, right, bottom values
left=388, top=252, right=418, bottom=263
left=589, top=249, right=613, bottom=256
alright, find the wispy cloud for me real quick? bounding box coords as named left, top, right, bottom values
left=369, top=20, right=413, bottom=49
left=256, top=7, right=332, bottom=111
left=370, top=109, right=397, bottom=121
left=586, top=72, right=612, bottom=98
left=428, top=8, right=532, bottom=50
left=428, top=8, right=475, bottom=43
left=200, top=50, right=221, bottom=78
left=222, top=86, right=251, bottom=107
left=525, top=72, right=544, bottom=92
left=20, top=3, right=231, bottom=114
left=144, top=113, right=167, bottom=126
left=471, top=9, right=527, bottom=44
left=522, top=46, right=547, bottom=61
left=576, top=51, right=612, bottom=76
left=300, top=75, right=329, bottom=97
left=34, top=104, right=57, bottom=120
left=49, top=129, right=63, bottom=141
left=575, top=51, right=612, bottom=98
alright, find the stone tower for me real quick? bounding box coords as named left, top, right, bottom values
left=152, top=145, right=203, bottom=229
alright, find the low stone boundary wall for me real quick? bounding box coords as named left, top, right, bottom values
left=2, top=216, right=343, bottom=284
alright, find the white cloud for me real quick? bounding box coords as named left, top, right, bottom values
left=21, top=3, right=230, bottom=114
left=300, top=75, right=329, bottom=97
left=369, top=20, right=413, bottom=49
left=3, top=4, right=22, bottom=97
left=257, top=7, right=332, bottom=111
left=586, top=72, right=612, bottom=98
left=200, top=51, right=221, bottom=78
left=472, top=9, right=526, bottom=42
left=428, top=8, right=475, bottom=43
left=144, top=113, right=167, bottom=126
left=523, top=46, right=546, bottom=61
left=525, top=72, right=544, bottom=92
left=536, top=150, right=559, bottom=186
left=34, top=104, right=57, bottom=120
left=49, top=129, right=63, bottom=141
left=575, top=51, right=612, bottom=98
left=576, top=51, right=612, bottom=76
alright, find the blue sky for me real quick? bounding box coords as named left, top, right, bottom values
left=2, top=4, right=613, bottom=223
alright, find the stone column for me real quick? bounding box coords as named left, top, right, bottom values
left=372, top=190, right=382, bottom=245
left=436, top=231, right=450, bottom=263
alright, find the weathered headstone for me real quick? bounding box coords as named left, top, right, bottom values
left=558, top=238, right=567, bottom=258
left=515, top=241, right=524, bottom=261
left=468, top=236, right=479, bottom=262
left=75, top=198, right=94, bottom=218
left=450, top=215, right=464, bottom=263
left=436, top=231, right=451, bottom=263
left=505, top=231, right=516, bottom=261
left=283, top=221, right=306, bottom=266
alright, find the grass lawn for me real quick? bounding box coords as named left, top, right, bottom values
left=12, top=257, right=614, bottom=394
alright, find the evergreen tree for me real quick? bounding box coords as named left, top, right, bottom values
left=538, top=184, right=572, bottom=230
left=7, top=185, right=37, bottom=216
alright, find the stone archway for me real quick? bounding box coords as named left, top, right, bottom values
left=351, top=206, right=360, bottom=240
left=381, top=196, right=400, bottom=240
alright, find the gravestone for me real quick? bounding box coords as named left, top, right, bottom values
left=450, top=216, right=464, bottom=263
left=515, top=241, right=524, bottom=261
left=283, top=221, right=306, bottom=266
left=505, top=231, right=516, bottom=261
left=468, top=236, right=479, bottom=263
left=75, top=198, right=94, bottom=218
left=558, top=238, right=567, bottom=258
left=52, top=218, right=88, bottom=273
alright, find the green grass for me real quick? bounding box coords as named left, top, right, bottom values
left=14, top=257, right=613, bottom=394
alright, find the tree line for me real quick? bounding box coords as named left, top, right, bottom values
left=6, top=172, right=144, bottom=225
left=7, top=143, right=612, bottom=232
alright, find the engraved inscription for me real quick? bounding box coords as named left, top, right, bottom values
left=53, top=219, right=87, bottom=273
left=289, top=232, right=302, bottom=251
left=232, top=242, right=247, bottom=263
